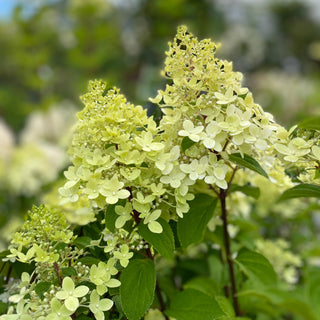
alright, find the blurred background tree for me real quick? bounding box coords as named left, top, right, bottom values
left=0, top=0, right=320, bottom=247
left=1, top=0, right=318, bottom=132
left=0, top=0, right=226, bottom=132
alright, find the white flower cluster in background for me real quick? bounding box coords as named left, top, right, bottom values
left=0, top=103, right=76, bottom=196
left=255, top=238, right=302, bottom=284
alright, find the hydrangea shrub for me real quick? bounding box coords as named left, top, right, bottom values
left=1, top=26, right=320, bottom=320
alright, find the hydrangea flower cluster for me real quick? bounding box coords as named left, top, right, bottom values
left=59, top=81, right=168, bottom=233
left=55, top=28, right=303, bottom=289
left=45, top=184, right=96, bottom=226
left=151, top=26, right=289, bottom=200
left=5, top=143, right=66, bottom=197
left=0, top=105, right=74, bottom=198
left=274, top=126, right=320, bottom=184
left=7, top=205, right=75, bottom=264
left=255, top=238, right=302, bottom=284
left=60, top=26, right=291, bottom=238
left=1, top=205, right=121, bottom=320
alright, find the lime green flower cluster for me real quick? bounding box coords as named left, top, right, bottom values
left=2, top=271, right=117, bottom=319
left=60, top=26, right=290, bottom=238
left=274, top=126, right=320, bottom=184
left=2, top=205, right=120, bottom=319
left=59, top=81, right=168, bottom=233
left=54, top=30, right=297, bottom=303
left=45, top=183, right=96, bottom=226
left=255, top=238, right=302, bottom=284
left=249, top=173, right=306, bottom=218
left=151, top=26, right=288, bottom=200
left=50, top=184, right=141, bottom=269
left=7, top=205, right=74, bottom=264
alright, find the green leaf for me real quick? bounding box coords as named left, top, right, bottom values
left=138, top=218, right=175, bottom=259
left=229, top=184, right=260, bottom=199
left=208, top=254, right=228, bottom=289
left=83, top=222, right=103, bottom=240
left=280, top=298, right=318, bottom=320
left=105, top=143, right=116, bottom=150
left=165, top=289, right=225, bottom=320
left=113, top=295, right=125, bottom=317
left=184, top=277, right=219, bottom=297
left=278, top=184, right=320, bottom=201
left=0, top=301, right=8, bottom=314
left=169, top=220, right=181, bottom=248
left=62, top=267, right=77, bottom=277
left=78, top=256, right=100, bottom=266
left=0, top=250, right=10, bottom=259
left=179, top=258, right=210, bottom=276
left=305, top=267, right=320, bottom=315
left=298, top=116, right=320, bottom=131
left=76, top=316, right=93, bottom=320
left=73, top=236, right=92, bottom=249
left=229, top=153, right=268, bottom=179
left=108, top=286, right=120, bottom=296
left=181, top=136, right=196, bottom=151
left=237, top=287, right=282, bottom=303
left=12, top=261, right=34, bottom=278
left=35, top=281, right=51, bottom=299
left=105, top=204, right=118, bottom=232
left=236, top=287, right=286, bottom=317
left=215, top=296, right=235, bottom=318
left=120, top=259, right=156, bottom=320
left=178, top=194, right=217, bottom=248
left=235, top=249, right=277, bottom=286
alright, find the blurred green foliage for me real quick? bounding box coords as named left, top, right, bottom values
left=0, top=0, right=226, bottom=132
left=1, top=0, right=319, bottom=132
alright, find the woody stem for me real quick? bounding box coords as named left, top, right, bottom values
left=219, top=188, right=240, bottom=316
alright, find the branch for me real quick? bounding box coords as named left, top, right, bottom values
left=228, top=166, right=238, bottom=188
left=155, top=282, right=169, bottom=320
left=209, top=184, right=219, bottom=197
left=54, top=262, right=62, bottom=286
left=219, top=188, right=241, bottom=316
